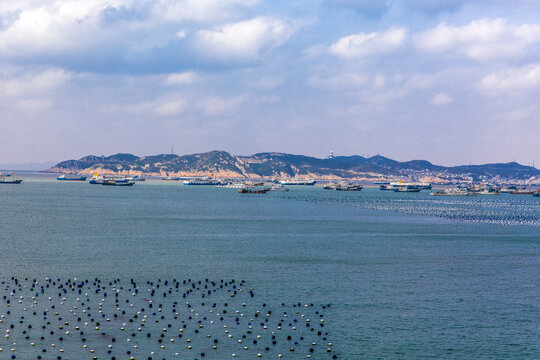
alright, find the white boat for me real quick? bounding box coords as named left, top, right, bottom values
left=183, top=178, right=224, bottom=185
left=390, top=182, right=431, bottom=190
left=279, top=178, right=316, bottom=186
left=430, top=188, right=477, bottom=196
left=270, top=184, right=290, bottom=192
left=324, top=182, right=362, bottom=191
left=216, top=182, right=246, bottom=189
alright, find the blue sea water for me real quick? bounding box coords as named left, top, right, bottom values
left=0, top=175, right=539, bottom=359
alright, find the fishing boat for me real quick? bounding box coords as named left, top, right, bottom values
left=430, top=188, right=477, bottom=196
left=102, top=179, right=135, bottom=186
left=216, top=182, right=246, bottom=189
left=238, top=187, right=270, bottom=194
left=394, top=185, right=421, bottom=193
left=89, top=174, right=130, bottom=184
left=0, top=172, right=23, bottom=184
left=509, top=188, right=536, bottom=195
left=129, top=175, right=146, bottom=182
left=477, top=189, right=500, bottom=195
left=57, top=174, right=87, bottom=181
left=183, top=178, right=224, bottom=185
left=324, top=182, right=362, bottom=191
left=390, top=182, right=431, bottom=190
left=279, top=178, right=316, bottom=186
left=270, top=184, right=290, bottom=192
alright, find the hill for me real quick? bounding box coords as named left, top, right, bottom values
left=46, top=150, right=540, bottom=182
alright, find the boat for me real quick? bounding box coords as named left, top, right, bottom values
left=380, top=182, right=430, bottom=191
left=102, top=179, right=135, bottom=186
left=183, top=178, right=224, bottom=185
left=500, top=185, right=518, bottom=193
left=390, top=182, right=431, bottom=190
left=279, top=178, right=316, bottom=186
left=216, top=182, right=246, bottom=189
left=238, top=187, right=270, bottom=194
left=324, top=182, right=362, bottom=191
left=129, top=175, right=146, bottom=182
left=477, top=189, right=500, bottom=195
left=394, top=185, right=421, bottom=192
left=509, top=188, right=536, bottom=195
left=57, top=174, right=87, bottom=181
left=270, top=184, right=290, bottom=192
left=0, top=173, right=23, bottom=184
left=533, top=192, right=540, bottom=197
left=430, top=188, right=477, bottom=196
left=89, top=174, right=130, bottom=184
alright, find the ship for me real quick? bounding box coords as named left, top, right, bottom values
left=380, top=182, right=430, bottom=191
left=278, top=178, right=316, bottom=186
left=183, top=178, right=225, bottom=185
left=430, top=188, right=477, bottom=196
left=509, top=188, right=536, bottom=195
left=394, top=185, right=422, bottom=192
left=102, top=179, right=135, bottom=186
left=238, top=187, right=270, bottom=194
left=89, top=174, right=131, bottom=185
left=477, top=188, right=500, bottom=195
left=129, top=175, right=145, bottom=182
left=57, top=174, right=87, bottom=181
left=324, top=182, right=362, bottom=191
left=0, top=172, right=23, bottom=184
left=270, top=184, right=290, bottom=192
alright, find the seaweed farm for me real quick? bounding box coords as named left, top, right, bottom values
left=282, top=191, right=540, bottom=226
left=0, top=277, right=335, bottom=359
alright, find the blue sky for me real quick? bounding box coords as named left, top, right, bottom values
left=1, top=0, right=539, bottom=166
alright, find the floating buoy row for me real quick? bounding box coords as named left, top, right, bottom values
left=0, top=277, right=338, bottom=359
left=284, top=193, right=540, bottom=226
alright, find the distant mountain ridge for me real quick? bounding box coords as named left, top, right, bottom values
left=46, top=150, right=540, bottom=182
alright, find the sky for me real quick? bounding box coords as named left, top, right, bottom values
left=1, top=0, right=539, bottom=167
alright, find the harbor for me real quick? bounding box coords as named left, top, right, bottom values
left=0, top=174, right=538, bottom=359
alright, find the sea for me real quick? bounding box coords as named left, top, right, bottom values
left=0, top=174, right=538, bottom=359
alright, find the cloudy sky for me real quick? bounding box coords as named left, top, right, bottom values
left=1, top=0, right=539, bottom=166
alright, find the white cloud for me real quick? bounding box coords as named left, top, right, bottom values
left=329, top=27, right=407, bottom=58
left=0, top=0, right=261, bottom=59
left=256, top=77, right=284, bottom=89
left=309, top=72, right=370, bottom=89
left=155, top=99, right=187, bottom=116
left=430, top=92, right=454, bottom=105
left=165, top=71, right=199, bottom=85
left=196, top=95, right=245, bottom=116
left=416, top=18, right=540, bottom=61
left=479, top=63, right=540, bottom=92
left=0, top=68, right=72, bottom=97
left=176, top=30, right=187, bottom=39
left=196, top=17, right=302, bottom=61
left=12, top=98, right=53, bottom=112
left=153, top=0, right=260, bottom=23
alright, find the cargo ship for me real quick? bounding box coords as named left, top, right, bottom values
left=57, top=174, right=87, bottom=181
